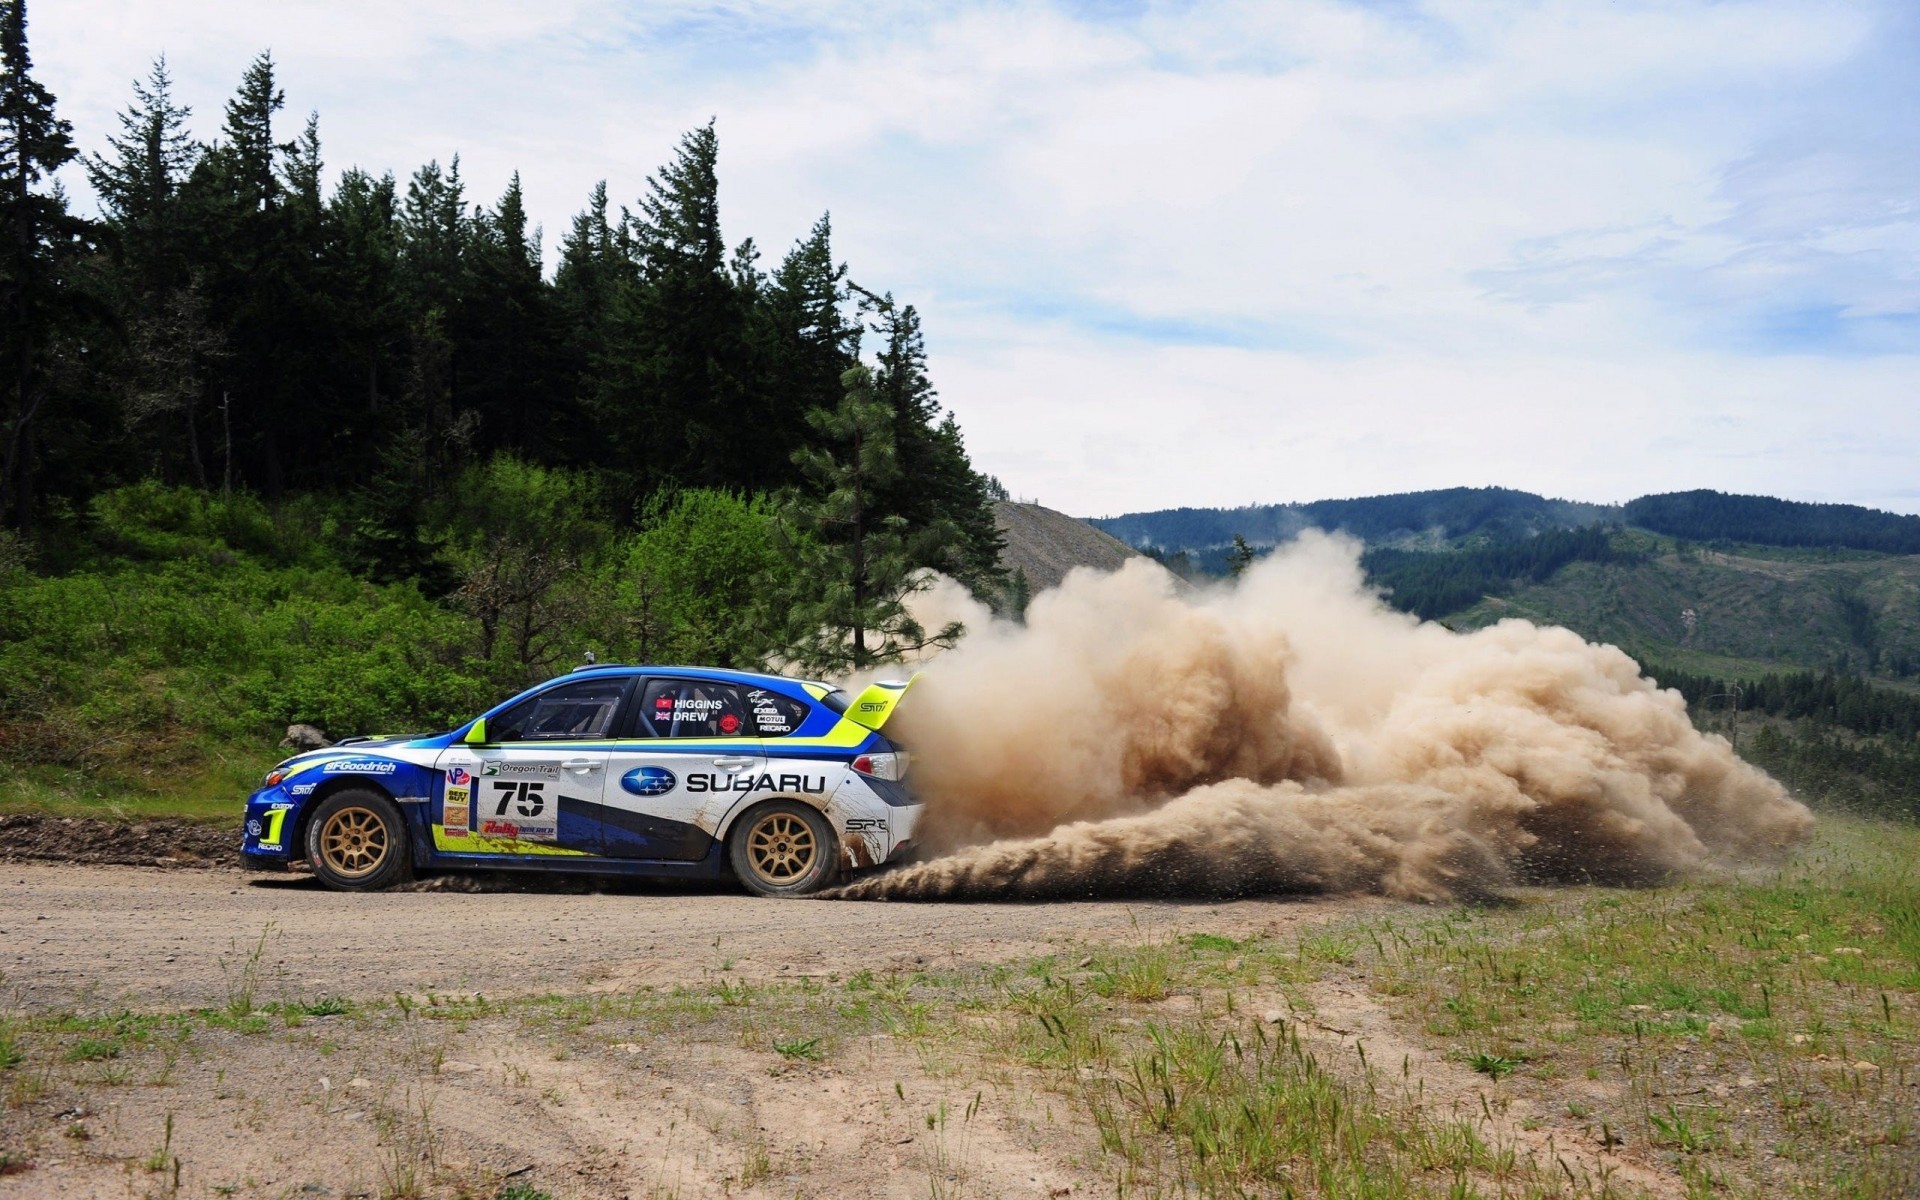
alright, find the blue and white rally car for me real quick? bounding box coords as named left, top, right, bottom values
left=240, top=665, right=920, bottom=897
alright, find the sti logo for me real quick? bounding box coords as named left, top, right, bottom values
left=620, top=766, right=678, bottom=797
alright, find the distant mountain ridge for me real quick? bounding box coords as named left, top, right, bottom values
left=1089, top=487, right=1920, bottom=559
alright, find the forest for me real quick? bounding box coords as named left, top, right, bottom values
left=1651, top=664, right=1920, bottom=820
left=1621, top=490, right=1920, bottom=555
left=0, top=3, right=1008, bottom=805
left=1359, top=525, right=1638, bottom=621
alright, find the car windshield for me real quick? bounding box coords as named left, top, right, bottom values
left=493, top=678, right=627, bottom=741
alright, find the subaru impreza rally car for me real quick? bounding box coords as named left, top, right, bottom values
left=240, top=665, right=920, bottom=897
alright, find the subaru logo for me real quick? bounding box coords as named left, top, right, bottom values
left=620, top=766, right=677, bottom=797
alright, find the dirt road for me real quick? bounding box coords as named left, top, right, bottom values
left=4, top=862, right=1379, bottom=1010
left=3, top=862, right=1405, bottom=1199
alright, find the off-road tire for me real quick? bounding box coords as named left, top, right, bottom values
left=305, top=789, right=414, bottom=892
left=728, top=800, right=838, bottom=898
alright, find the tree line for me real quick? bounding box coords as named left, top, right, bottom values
left=1624, top=491, right=1920, bottom=556
left=1651, top=664, right=1920, bottom=742
left=0, top=3, right=1004, bottom=639
left=1362, top=525, right=1637, bottom=620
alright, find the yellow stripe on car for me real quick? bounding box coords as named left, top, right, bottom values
left=430, top=825, right=592, bottom=856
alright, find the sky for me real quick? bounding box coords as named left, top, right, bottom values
left=32, top=0, right=1920, bottom=517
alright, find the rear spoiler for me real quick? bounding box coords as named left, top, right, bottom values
left=844, top=675, right=917, bottom=732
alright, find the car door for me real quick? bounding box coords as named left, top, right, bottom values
left=433, top=675, right=631, bottom=856
left=597, top=676, right=764, bottom=860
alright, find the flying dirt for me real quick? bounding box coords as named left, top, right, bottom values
left=831, top=534, right=1813, bottom=902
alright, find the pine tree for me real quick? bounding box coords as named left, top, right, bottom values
left=752, top=212, right=854, bottom=487
left=617, top=121, right=749, bottom=489
left=85, top=56, right=196, bottom=291
left=181, top=51, right=298, bottom=494
left=398, top=156, right=467, bottom=317
left=325, top=167, right=403, bottom=417
left=861, top=291, right=1003, bottom=591
left=1226, top=534, right=1257, bottom=576
left=464, top=172, right=557, bottom=455
left=778, top=365, right=963, bottom=673
left=0, top=0, right=90, bottom=527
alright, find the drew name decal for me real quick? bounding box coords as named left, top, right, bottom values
left=685, top=773, right=826, bottom=795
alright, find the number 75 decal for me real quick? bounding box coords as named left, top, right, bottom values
left=491, top=780, right=546, bottom=817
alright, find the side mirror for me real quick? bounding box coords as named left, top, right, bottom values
left=463, top=717, right=488, bottom=746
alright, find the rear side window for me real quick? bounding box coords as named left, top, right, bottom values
left=818, top=689, right=850, bottom=715
left=745, top=688, right=810, bottom=737
left=638, top=679, right=750, bottom=738
left=493, top=678, right=630, bottom=741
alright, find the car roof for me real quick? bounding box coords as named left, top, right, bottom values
left=560, top=664, right=834, bottom=693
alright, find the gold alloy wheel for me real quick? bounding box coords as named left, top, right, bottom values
left=745, top=811, right=816, bottom=885
left=319, top=806, right=389, bottom=879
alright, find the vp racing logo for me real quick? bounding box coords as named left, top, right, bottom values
left=620, top=766, right=677, bottom=797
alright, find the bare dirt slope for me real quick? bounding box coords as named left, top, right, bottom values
left=993, top=500, right=1153, bottom=592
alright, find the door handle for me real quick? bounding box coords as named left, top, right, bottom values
left=561, top=758, right=603, bottom=773
left=711, top=756, right=756, bottom=771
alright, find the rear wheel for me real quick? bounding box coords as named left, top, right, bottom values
left=729, top=801, right=837, bottom=897
left=305, top=789, right=413, bottom=892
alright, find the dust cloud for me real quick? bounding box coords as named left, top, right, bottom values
left=830, top=534, right=1812, bottom=902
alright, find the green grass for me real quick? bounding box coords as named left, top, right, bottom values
left=1373, top=815, right=1919, bottom=1197
left=0, top=746, right=273, bottom=823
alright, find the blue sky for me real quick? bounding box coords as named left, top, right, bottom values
left=36, top=0, right=1920, bottom=515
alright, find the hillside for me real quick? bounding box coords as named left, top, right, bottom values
left=1452, top=541, right=1920, bottom=679
left=1095, top=487, right=1920, bottom=559
left=994, top=501, right=1149, bottom=592
left=1089, top=487, right=1616, bottom=553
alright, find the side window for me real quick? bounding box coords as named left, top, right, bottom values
left=638, top=679, right=749, bottom=738
left=491, top=678, right=630, bottom=742
left=745, top=688, right=810, bottom=737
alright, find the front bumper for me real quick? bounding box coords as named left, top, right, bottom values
left=241, top=785, right=303, bottom=863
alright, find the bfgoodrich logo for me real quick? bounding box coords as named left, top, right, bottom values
left=620, top=766, right=678, bottom=797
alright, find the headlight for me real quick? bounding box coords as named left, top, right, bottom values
left=263, top=768, right=289, bottom=788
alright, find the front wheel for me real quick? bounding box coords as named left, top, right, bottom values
left=305, top=789, right=413, bottom=892
left=729, top=801, right=838, bottom=898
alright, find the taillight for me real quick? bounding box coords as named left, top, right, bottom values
left=851, top=752, right=909, bottom=781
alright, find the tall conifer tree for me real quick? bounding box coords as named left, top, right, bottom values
left=0, top=0, right=88, bottom=527
left=86, top=56, right=196, bottom=292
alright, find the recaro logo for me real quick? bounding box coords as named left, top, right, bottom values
left=620, top=766, right=678, bottom=797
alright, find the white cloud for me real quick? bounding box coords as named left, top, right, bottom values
left=31, top=0, right=1920, bottom=514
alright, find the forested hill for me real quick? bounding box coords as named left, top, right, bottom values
left=1089, top=487, right=1615, bottom=553
left=0, top=7, right=1022, bottom=812
left=1624, top=491, right=1920, bottom=555
left=0, top=35, right=1000, bottom=590
left=1094, top=487, right=1920, bottom=558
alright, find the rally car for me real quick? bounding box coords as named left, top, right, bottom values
left=240, top=665, right=921, bottom=897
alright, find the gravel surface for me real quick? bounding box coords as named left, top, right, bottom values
left=4, top=860, right=1382, bottom=1011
